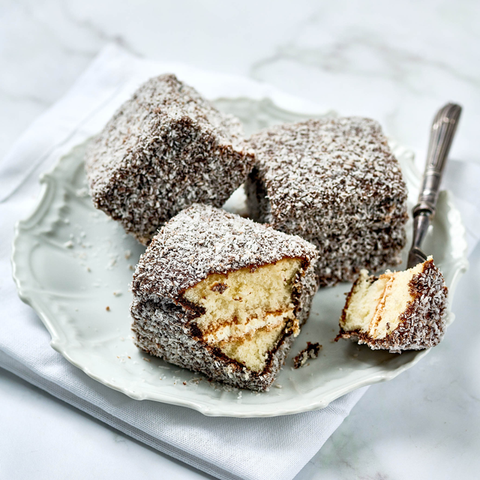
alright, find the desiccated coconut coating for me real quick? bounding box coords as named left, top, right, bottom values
left=336, top=258, right=448, bottom=353
left=85, top=74, right=255, bottom=245
left=131, top=204, right=319, bottom=391
left=245, top=117, right=409, bottom=287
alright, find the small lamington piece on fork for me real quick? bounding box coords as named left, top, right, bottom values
left=336, top=257, right=448, bottom=353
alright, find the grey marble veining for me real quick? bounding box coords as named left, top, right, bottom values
left=1, top=1, right=479, bottom=479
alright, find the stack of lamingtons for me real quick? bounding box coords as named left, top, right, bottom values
left=85, top=74, right=448, bottom=392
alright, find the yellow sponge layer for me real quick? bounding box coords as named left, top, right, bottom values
left=183, top=258, right=302, bottom=371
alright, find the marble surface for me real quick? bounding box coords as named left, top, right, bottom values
left=1, top=0, right=479, bottom=479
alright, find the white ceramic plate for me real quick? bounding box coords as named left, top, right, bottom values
left=12, top=98, right=468, bottom=417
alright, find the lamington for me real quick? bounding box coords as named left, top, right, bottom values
left=245, top=117, right=409, bottom=286
left=130, top=204, right=318, bottom=391
left=336, top=257, right=448, bottom=353
left=85, top=74, right=254, bottom=245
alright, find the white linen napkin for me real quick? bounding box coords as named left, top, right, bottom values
left=0, top=43, right=476, bottom=480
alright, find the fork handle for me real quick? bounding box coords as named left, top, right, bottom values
left=413, top=103, right=462, bottom=218
left=410, top=103, right=462, bottom=255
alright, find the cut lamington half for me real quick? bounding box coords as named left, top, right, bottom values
left=245, top=117, right=409, bottom=286
left=336, top=257, right=448, bottom=353
left=85, top=74, right=254, bottom=245
left=131, top=204, right=318, bottom=391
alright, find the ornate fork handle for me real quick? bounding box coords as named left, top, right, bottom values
left=413, top=103, right=462, bottom=217
left=408, top=103, right=462, bottom=267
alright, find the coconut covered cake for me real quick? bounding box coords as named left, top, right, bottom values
left=245, top=117, right=409, bottom=287
left=85, top=74, right=254, bottom=245
left=336, top=257, right=448, bottom=353
left=130, top=204, right=318, bottom=391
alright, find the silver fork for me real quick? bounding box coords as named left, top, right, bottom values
left=407, top=103, right=462, bottom=268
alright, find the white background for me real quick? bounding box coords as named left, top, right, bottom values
left=1, top=1, right=479, bottom=479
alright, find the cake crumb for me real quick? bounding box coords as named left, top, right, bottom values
left=293, top=342, right=322, bottom=369
left=124, top=250, right=132, bottom=259
left=106, top=306, right=110, bottom=311
left=63, top=241, right=74, bottom=249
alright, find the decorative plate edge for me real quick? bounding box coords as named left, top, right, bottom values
left=10, top=99, right=470, bottom=417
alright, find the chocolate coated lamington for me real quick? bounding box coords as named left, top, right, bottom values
left=85, top=74, right=254, bottom=245
left=245, top=117, right=409, bottom=286
left=130, top=204, right=318, bottom=391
